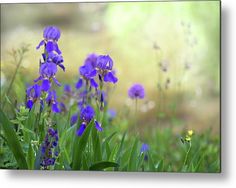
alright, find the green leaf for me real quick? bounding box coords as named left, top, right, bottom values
left=116, top=132, right=126, bottom=162
left=0, top=109, right=28, bottom=169
left=91, top=127, right=102, bottom=162
left=148, top=152, right=156, bottom=171
left=128, top=138, right=138, bottom=171
left=72, top=121, right=92, bottom=170
left=89, top=161, right=119, bottom=171
left=156, top=159, right=164, bottom=171
left=27, top=143, right=34, bottom=169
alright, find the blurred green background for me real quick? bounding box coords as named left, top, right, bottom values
left=0, top=1, right=220, bottom=135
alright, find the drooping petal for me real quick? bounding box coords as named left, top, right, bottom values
left=90, top=78, right=98, bottom=88
left=76, top=123, right=86, bottom=136
left=52, top=77, right=61, bottom=86
left=34, top=76, right=42, bottom=83
left=41, top=79, right=51, bottom=91
left=34, top=84, right=41, bottom=98
left=104, top=72, right=118, bottom=83
left=36, top=40, right=45, bottom=50
left=52, top=103, right=61, bottom=113
left=26, top=99, right=34, bottom=109
left=75, top=78, right=83, bottom=89
left=88, top=69, right=97, bottom=77
left=54, top=43, right=62, bottom=54
left=94, top=120, right=103, bottom=132
left=58, top=63, right=65, bottom=71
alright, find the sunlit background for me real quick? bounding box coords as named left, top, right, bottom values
left=1, top=1, right=220, bottom=135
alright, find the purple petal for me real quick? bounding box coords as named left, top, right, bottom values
left=90, top=78, right=98, bottom=88
left=26, top=99, right=34, bottom=109
left=76, top=123, right=86, bottom=136
left=58, top=63, right=65, bottom=71
left=45, top=41, right=54, bottom=53
left=34, top=84, right=41, bottom=98
left=41, top=79, right=51, bottom=91
left=75, top=78, right=83, bottom=89
left=54, top=43, right=62, bottom=54
left=88, top=69, right=97, bottom=77
left=34, top=76, right=42, bottom=83
left=104, top=72, right=118, bottom=83
left=94, top=120, right=103, bottom=132
left=52, top=77, right=61, bottom=86
left=36, top=40, right=45, bottom=50
left=52, top=103, right=61, bottom=113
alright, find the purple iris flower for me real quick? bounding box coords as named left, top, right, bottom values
left=34, top=62, right=61, bottom=91
left=96, top=55, right=118, bottom=83
left=76, top=64, right=98, bottom=89
left=76, top=105, right=102, bottom=136
left=128, top=84, right=145, bottom=99
left=26, top=84, right=41, bottom=109
left=80, top=105, right=95, bottom=123
left=46, top=90, right=61, bottom=113
left=84, top=53, right=98, bottom=69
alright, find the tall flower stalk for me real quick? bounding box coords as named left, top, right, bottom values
left=25, top=26, right=65, bottom=169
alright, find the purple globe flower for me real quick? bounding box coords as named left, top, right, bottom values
left=128, top=84, right=145, bottom=99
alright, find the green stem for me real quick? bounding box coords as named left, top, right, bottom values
left=183, top=142, right=191, bottom=166
left=2, top=55, right=24, bottom=109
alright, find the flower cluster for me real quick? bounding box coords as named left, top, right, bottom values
left=40, top=128, right=59, bottom=169
left=26, top=26, right=65, bottom=113
left=70, top=53, right=118, bottom=136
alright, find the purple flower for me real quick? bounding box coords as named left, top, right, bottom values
left=26, top=84, right=41, bottom=109
left=43, top=26, right=61, bottom=41
left=128, top=84, right=145, bottom=99
left=84, top=53, right=98, bottom=69
left=80, top=105, right=95, bottom=123
left=140, top=143, right=149, bottom=153
left=96, top=55, right=118, bottom=84
left=76, top=64, right=98, bottom=89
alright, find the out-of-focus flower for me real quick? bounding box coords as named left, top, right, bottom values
left=140, top=143, right=149, bottom=161
left=128, top=84, right=145, bottom=99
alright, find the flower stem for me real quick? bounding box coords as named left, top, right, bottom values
left=183, top=142, right=191, bottom=166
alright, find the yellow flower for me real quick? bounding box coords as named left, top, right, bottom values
left=188, top=130, right=193, bottom=136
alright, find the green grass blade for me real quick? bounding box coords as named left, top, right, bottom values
left=72, top=122, right=92, bottom=170
left=89, top=161, right=119, bottom=171
left=0, top=108, right=28, bottom=169
left=127, top=138, right=138, bottom=171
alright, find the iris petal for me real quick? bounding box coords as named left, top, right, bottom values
left=104, top=72, right=118, bottom=83
left=76, top=123, right=86, bottom=136
left=76, top=78, right=83, bottom=89
left=90, top=78, right=98, bottom=88
left=36, top=40, right=45, bottom=50
left=41, top=79, right=51, bottom=91
left=94, top=120, right=103, bottom=132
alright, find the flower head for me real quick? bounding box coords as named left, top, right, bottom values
left=128, top=84, right=145, bottom=99
left=84, top=53, right=98, bottom=69
left=96, top=55, right=118, bottom=84
left=43, top=26, right=61, bottom=41
left=80, top=105, right=95, bottom=123
left=140, top=143, right=149, bottom=153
